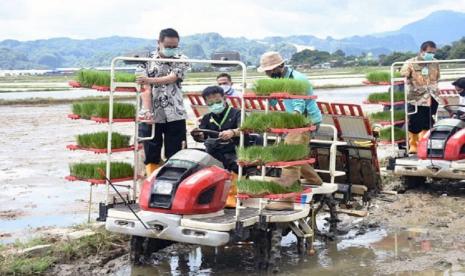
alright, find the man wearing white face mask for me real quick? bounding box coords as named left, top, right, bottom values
left=137, top=28, right=190, bottom=176
left=216, top=73, right=241, bottom=97
left=401, top=40, right=441, bottom=154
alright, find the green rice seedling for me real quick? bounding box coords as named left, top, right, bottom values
left=379, top=126, right=406, bottom=141
left=369, top=110, right=405, bottom=122
left=69, top=161, right=134, bottom=179
left=237, top=179, right=302, bottom=195
left=71, top=102, right=82, bottom=116
left=253, top=78, right=310, bottom=96
left=71, top=102, right=98, bottom=119
left=76, top=69, right=136, bottom=88
left=367, top=91, right=405, bottom=103
left=93, top=102, right=136, bottom=119
left=71, top=102, right=135, bottom=119
left=238, top=144, right=309, bottom=163
left=241, top=112, right=310, bottom=132
left=76, top=132, right=131, bottom=149
left=366, top=71, right=402, bottom=83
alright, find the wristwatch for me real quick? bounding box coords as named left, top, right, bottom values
left=138, top=108, right=153, bottom=117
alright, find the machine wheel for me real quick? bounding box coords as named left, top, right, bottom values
left=130, top=235, right=174, bottom=265
left=268, top=227, right=282, bottom=273
left=313, top=194, right=339, bottom=238
left=129, top=235, right=144, bottom=265
left=401, top=176, right=426, bottom=190
left=252, top=230, right=269, bottom=270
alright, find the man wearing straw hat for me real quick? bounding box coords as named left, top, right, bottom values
left=258, top=52, right=323, bottom=210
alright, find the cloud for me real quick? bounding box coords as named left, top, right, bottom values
left=0, top=0, right=464, bottom=41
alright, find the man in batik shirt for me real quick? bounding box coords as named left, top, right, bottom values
left=137, top=28, right=190, bottom=175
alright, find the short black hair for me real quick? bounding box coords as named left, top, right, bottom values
left=452, top=77, right=465, bottom=89
left=202, top=86, right=224, bottom=98
left=420, top=41, right=437, bottom=51
left=159, top=28, right=179, bottom=42
left=216, top=73, right=232, bottom=81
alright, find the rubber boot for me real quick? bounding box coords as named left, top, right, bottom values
left=225, top=173, right=238, bottom=208
left=145, top=163, right=162, bottom=177
left=408, top=132, right=418, bottom=154
left=418, top=130, right=428, bottom=142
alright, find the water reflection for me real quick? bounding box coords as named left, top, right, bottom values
left=120, top=227, right=464, bottom=276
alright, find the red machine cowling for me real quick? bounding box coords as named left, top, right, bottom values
left=139, top=166, right=231, bottom=215
left=444, top=129, right=465, bottom=160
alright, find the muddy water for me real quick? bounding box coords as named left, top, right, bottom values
left=112, top=227, right=465, bottom=275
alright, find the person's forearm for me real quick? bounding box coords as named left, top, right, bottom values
left=149, top=73, right=178, bottom=85
left=141, top=86, right=152, bottom=110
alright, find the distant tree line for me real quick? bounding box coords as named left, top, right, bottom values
left=290, top=37, right=465, bottom=68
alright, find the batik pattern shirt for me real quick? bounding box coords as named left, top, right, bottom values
left=145, top=51, right=190, bottom=123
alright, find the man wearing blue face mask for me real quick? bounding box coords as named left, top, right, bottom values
left=401, top=41, right=441, bottom=154
left=137, top=28, right=190, bottom=176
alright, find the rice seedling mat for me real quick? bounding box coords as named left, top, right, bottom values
left=66, top=144, right=142, bottom=154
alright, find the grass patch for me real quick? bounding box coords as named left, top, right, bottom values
left=71, top=102, right=135, bottom=119
left=379, top=126, right=406, bottom=141
left=367, top=91, right=405, bottom=103
left=76, top=132, right=131, bottom=149
left=369, top=110, right=405, bottom=122
left=237, top=179, right=302, bottom=195
left=366, top=71, right=401, bottom=83
left=253, top=78, right=310, bottom=95
left=69, top=161, right=134, bottom=179
left=241, top=112, right=310, bottom=132
left=1, top=256, right=55, bottom=275
left=76, top=69, right=136, bottom=88
left=238, top=144, right=309, bottom=163
left=0, top=227, right=128, bottom=275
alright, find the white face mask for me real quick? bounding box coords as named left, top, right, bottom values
left=220, top=85, right=232, bottom=95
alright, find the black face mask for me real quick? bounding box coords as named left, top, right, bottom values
left=270, top=71, right=283, bottom=78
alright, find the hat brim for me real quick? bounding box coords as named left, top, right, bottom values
left=257, top=61, right=284, bottom=72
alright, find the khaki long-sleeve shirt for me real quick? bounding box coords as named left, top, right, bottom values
left=400, top=55, right=441, bottom=106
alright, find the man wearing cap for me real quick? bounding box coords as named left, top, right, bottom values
left=258, top=52, right=323, bottom=209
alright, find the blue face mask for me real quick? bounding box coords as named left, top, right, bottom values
left=423, top=52, right=435, bottom=61
left=161, top=47, right=179, bottom=57
left=208, top=102, right=225, bottom=114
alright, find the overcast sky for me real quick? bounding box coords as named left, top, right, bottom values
left=1, top=0, right=464, bottom=41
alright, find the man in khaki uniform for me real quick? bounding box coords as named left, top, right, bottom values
left=400, top=41, right=441, bottom=153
